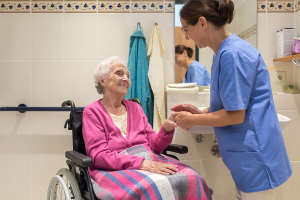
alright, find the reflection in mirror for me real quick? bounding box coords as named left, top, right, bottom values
left=175, top=0, right=257, bottom=84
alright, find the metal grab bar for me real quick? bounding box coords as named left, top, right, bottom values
left=0, top=104, right=85, bottom=113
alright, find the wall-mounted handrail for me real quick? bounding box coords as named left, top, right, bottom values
left=0, top=104, right=85, bottom=113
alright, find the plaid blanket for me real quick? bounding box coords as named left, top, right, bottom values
left=90, top=145, right=212, bottom=200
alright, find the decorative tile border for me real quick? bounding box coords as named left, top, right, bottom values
left=65, top=2, right=97, bottom=12
left=267, top=1, right=294, bottom=12
left=258, top=1, right=294, bottom=13
left=98, top=1, right=130, bottom=12
left=165, top=1, right=174, bottom=13
left=0, top=1, right=173, bottom=12
left=257, top=1, right=266, bottom=12
left=131, top=1, right=164, bottom=12
left=296, top=0, right=300, bottom=12
left=0, top=2, right=30, bottom=12
left=238, top=24, right=257, bottom=40
left=32, top=2, right=63, bottom=12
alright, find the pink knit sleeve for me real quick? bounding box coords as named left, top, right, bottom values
left=82, top=110, right=144, bottom=170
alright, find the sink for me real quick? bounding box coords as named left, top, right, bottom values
left=277, top=113, right=291, bottom=131
left=187, top=107, right=291, bottom=134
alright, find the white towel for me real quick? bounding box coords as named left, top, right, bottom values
left=147, top=24, right=165, bottom=132
left=168, top=83, right=197, bottom=88
left=166, top=86, right=199, bottom=93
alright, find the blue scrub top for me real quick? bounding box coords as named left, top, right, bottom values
left=184, top=61, right=210, bottom=86
left=210, top=34, right=292, bottom=193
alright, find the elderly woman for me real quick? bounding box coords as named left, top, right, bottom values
left=82, top=56, right=212, bottom=200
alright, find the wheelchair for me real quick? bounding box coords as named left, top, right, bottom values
left=47, top=99, right=190, bottom=200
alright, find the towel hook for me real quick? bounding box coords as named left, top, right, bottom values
left=155, top=22, right=158, bottom=26
left=137, top=22, right=141, bottom=30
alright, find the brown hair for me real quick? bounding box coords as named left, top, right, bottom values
left=175, top=45, right=193, bottom=58
left=180, top=0, right=234, bottom=27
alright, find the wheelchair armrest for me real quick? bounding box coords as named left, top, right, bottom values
left=65, top=150, right=93, bottom=168
left=163, top=144, right=188, bottom=154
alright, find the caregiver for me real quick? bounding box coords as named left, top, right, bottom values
left=171, top=0, right=292, bottom=199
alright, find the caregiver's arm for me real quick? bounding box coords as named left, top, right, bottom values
left=172, top=109, right=245, bottom=130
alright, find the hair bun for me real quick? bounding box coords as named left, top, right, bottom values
left=217, top=0, right=234, bottom=24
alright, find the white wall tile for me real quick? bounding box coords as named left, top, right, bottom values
left=0, top=61, right=31, bottom=107
left=32, top=112, right=67, bottom=136
left=32, top=61, right=64, bottom=106
left=0, top=112, right=32, bottom=136
left=295, top=66, right=300, bottom=92
left=237, top=0, right=257, bottom=34
left=267, top=61, right=294, bottom=93
left=198, top=48, right=214, bottom=75
left=171, top=128, right=201, bottom=160
left=258, top=13, right=267, bottom=61
left=0, top=14, right=30, bottom=60
left=273, top=94, right=300, bottom=110
left=64, top=14, right=97, bottom=60
left=31, top=14, right=64, bottom=60
left=32, top=154, right=65, bottom=200
left=266, top=13, right=294, bottom=62
left=200, top=160, right=236, bottom=200
left=296, top=11, right=300, bottom=37
left=64, top=61, right=99, bottom=107
left=0, top=153, right=32, bottom=199
left=165, top=13, right=175, bottom=61
left=274, top=162, right=300, bottom=200
left=98, top=14, right=131, bottom=60
left=276, top=110, right=300, bottom=161
left=130, top=13, right=165, bottom=50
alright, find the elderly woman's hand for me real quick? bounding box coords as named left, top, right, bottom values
left=140, top=160, right=178, bottom=175
left=163, top=116, right=177, bottom=133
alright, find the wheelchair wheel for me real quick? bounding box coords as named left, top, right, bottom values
left=47, top=168, right=81, bottom=200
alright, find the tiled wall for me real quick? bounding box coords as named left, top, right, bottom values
left=0, top=4, right=175, bottom=199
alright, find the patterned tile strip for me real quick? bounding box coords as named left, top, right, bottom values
left=131, top=1, right=164, bottom=12
left=98, top=1, right=130, bottom=12
left=267, top=1, right=294, bottom=12
left=32, top=2, right=63, bottom=12
left=0, top=2, right=30, bottom=12
left=165, top=1, right=175, bottom=12
left=0, top=1, right=296, bottom=13
left=238, top=24, right=257, bottom=40
left=65, top=2, right=97, bottom=12
left=257, top=1, right=266, bottom=13
left=296, top=0, right=300, bottom=12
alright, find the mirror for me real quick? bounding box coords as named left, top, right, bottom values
left=175, top=0, right=257, bottom=84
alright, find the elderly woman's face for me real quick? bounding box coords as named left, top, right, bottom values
left=105, top=64, right=130, bottom=96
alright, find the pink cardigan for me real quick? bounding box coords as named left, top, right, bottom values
left=82, top=99, right=175, bottom=171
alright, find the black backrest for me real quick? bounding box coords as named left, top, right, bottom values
left=69, top=98, right=141, bottom=156
left=70, top=109, right=86, bottom=155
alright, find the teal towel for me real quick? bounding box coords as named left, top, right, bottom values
left=124, top=22, right=154, bottom=126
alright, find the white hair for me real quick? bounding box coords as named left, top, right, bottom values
left=94, top=56, right=126, bottom=94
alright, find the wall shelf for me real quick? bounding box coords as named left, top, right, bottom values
left=273, top=54, right=300, bottom=62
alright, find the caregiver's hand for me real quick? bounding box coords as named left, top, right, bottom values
left=163, top=115, right=177, bottom=133
left=171, top=104, right=204, bottom=114
left=140, top=160, right=178, bottom=175
left=171, top=111, right=194, bottom=130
